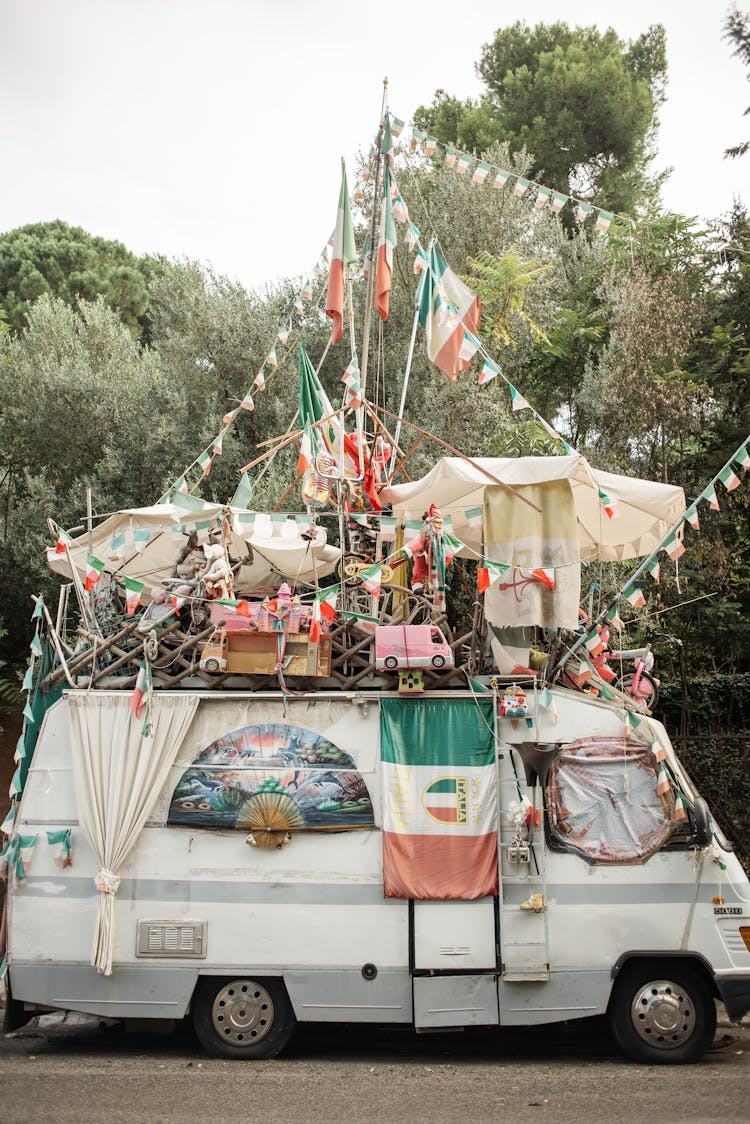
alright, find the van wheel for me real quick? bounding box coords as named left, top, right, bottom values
left=608, top=962, right=715, bottom=1064
left=431, top=654, right=445, bottom=668
left=384, top=655, right=398, bottom=670
left=192, top=977, right=295, bottom=1059
left=203, top=658, right=220, bottom=674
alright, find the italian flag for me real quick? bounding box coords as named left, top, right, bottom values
left=530, top=567, right=555, bottom=590
left=456, top=154, right=472, bottom=175
left=359, top=562, right=382, bottom=599
left=197, top=450, right=212, bottom=476
left=510, top=384, right=531, bottom=411
left=266, top=347, right=278, bottom=368
left=472, top=162, right=491, bottom=184
left=478, top=358, right=501, bottom=385
left=685, top=504, right=700, bottom=530
left=596, top=210, right=614, bottom=234
left=513, top=177, right=530, bottom=197
left=310, top=584, right=338, bottom=643
left=441, top=532, right=464, bottom=566
left=425, top=137, right=437, bottom=156
left=737, top=444, right=750, bottom=470
left=719, top=464, right=741, bottom=492
left=381, top=698, right=498, bottom=900
left=325, top=159, right=357, bottom=344
left=535, top=186, right=551, bottom=208
left=130, top=663, right=150, bottom=719
left=374, top=166, right=396, bottom=321
left=54, top=527, right=74, bottom=554
left=646, top=557, right=661, bottom=583
left=663, top=534, right=686, bottom=561
left=477, top=559, right=509, bottom=594
left=445, top=147, right=457, bottom=168
left=417, top=243, right=482, bottom=380
left=297, top=420, right=315, bottom=476
left=624, top=584, right=646, bottom=608
left=703, top=484, right=720, bottom=510
left=123, top=576, right=145, bottom=617
left=85, top=554, right=105, bottom=592
left=575, top=202, right=594, bottom=222
left=551, top=191, right=568, bottom=214
left=493, top=170, right=510, bottom=190
left=598, top=488, right=620, bottom=519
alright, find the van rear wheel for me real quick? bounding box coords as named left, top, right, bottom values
left=192, top=976, right=295, bottom=1059
left=608, top=962, right=715, bottom=1064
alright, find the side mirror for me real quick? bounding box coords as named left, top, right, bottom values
left=691, top=797, right=713, bottom=847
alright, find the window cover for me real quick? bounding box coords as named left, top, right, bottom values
left=546, top=736, right=674, bottom=864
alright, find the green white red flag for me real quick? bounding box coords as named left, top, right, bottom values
left=381, top=698, right=497, bottom=899
left=54, top=526, right=74, bottom=554
left=737, top=445, right=750, bottom=470
left=719, top=464, right=741, bottom=491
left=297, top=420, right=315, bottom=476
left=123, top=576, right=145, bottom=617
left=624, top=584, right=646, bottom=608
left=494, top=170, right=510, bottom=189
left=472, top=162, right=491, bottom=184
left=663, top=533, right=686, bottom=561
left=374, top=166, right=396, bottom=321
left=85, top=554, right=105, bottom=592
left=197, top=451, right=212, bottom=476
left=702, top=483, right=720, bottom=510
left=325, top=159, right=357, bottom=344
left=417, top=243, right=482, bottom=380
left=477, top=559, right=509, bottom=594
left=359, top=561, right=382, bottom=598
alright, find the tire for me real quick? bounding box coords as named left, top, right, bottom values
left=616, top=671, right=659, bottom=708
left=192, top=976, right=295, bottom=1060
left=384, top=655, right=398, bottom=670
left=431, top=654, right=445, bottom=669
left=203, top=658, right=220, bottom=674
left=608, top=962, right=716, bottom=1064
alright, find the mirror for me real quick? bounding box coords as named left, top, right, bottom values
left=691, top=797, right=713, bottom=847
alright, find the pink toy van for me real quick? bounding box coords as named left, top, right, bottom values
left=375, top=624, right=454, bottom=671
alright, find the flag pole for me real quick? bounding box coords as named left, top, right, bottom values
left=387, top=305, right=420, bottom=479
left=359, top=78, right=388, bottom=401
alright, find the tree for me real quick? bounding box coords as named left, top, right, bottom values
left=0, top=220, right=155, bottom=334
left=724, top=5, right=750, bottom=158
left=415, top=21, right=667, bottom=215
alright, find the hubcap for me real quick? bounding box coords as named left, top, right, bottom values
left=211, top=980, right=274, bottom=1046
left=630, top=979, right=696, bottom=1049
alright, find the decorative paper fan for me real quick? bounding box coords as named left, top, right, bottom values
left=238, top=790, right=304, bottom=848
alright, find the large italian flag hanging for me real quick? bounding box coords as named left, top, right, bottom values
left=325, top=159, right=357, bottom=343
left=374, top=166, right=396, bottom=321
left=417, top=242, right=482, bottom=380
left=381, top=698, right=497, bottom=900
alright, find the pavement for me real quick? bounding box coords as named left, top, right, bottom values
left=1, top=1007, right=748, bottom=1124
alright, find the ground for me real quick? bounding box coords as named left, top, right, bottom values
left=1, top=1007, right=748, bottom=1123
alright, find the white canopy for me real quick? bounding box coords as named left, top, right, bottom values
left=380, top=455, right=685, bottom=563
left=47, top=502, right=340, bottom=593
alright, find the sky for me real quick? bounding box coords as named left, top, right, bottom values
left=1, top=0, right=748, bottom=293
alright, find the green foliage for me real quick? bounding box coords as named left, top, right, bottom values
left=724, top=6, right=750, bottom=159
left=416, top=20, right=668, bottom=214
left=462, top=250, right=552, bottom=347
left=0, top=220, right=154, bottom=334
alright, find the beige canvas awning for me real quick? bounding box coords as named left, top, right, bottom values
left=380, top=455, right=685, bottom=563
left=47, top=502, right=340, bottom=593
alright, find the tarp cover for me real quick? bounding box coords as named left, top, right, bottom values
left=381, top=455, right=686, bottom=563
left=545, top=736, right=674, bottom=864
left=46, top=503, right=340, bottom=593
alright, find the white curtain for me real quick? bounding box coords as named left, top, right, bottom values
left=68, top=693, right=199, bottom=976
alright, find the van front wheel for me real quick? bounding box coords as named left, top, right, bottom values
left=609, top=963, right=716, bottom=1064
left=192, top=976, right=295, bottom=1059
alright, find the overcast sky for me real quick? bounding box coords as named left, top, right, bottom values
left=1, top=0, right=748, bottom=293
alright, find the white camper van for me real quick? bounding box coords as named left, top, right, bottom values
left=5, top=686, right=750, bottom=1065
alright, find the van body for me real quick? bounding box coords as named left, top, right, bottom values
left=5, top=687, right=750, bottom=1064
left=374, top=625, right=454, bottom=671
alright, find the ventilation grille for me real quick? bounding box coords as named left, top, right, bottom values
left=136, top=920, right=206, bottom=958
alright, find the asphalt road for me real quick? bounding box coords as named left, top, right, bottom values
left=1, top=1011, right=748, bottom=1124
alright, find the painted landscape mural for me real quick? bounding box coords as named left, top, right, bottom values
left=168, top=723, right=374, bottom=832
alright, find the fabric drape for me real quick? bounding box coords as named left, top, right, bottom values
left=67, top=693, right=199, bottom=975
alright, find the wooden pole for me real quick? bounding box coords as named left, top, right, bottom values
left=373, top=405, right=541, bottom=512
left=359, top=79, right=388, bottom=400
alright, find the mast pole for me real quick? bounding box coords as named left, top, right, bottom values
left=387, top=305, right=420, bottom=479
left=359, top=78, right=388, bottom=401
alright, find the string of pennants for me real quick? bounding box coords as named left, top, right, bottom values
left=559, top=433, right=750, bottom=691
left=382, top=112, right=617, bottom=234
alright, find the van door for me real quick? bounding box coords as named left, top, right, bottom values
left=412, top=899, right=500, bottom=1028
